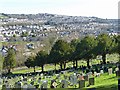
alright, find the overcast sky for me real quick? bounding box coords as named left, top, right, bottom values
left=0, top=0, right=119, bottom=19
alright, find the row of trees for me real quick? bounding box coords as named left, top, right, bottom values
left=24, top=34, right=120, bottom=72
left=2, top=34, right=120, bottom=73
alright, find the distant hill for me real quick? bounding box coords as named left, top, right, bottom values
left=3, top=13, right=117, bottom=24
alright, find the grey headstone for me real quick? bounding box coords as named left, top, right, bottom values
left=89, top=78, right=95, bottom=85
left=79, top=80, right=85, bottom=88
left=73, top=74, right=77, bottom=85
left=61, top=80, right=68, bottom=88
left=84, top=75, right=89, bottom=81
left=116, top=70, right=120, bottom=76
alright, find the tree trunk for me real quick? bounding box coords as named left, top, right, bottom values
left=63, top=62, right=66, bottom=70
left=118, top=53, right=120, bottom=70
left=87, top=59, right=90, bottom=68
left=73, top=61, right=75, bottom=68
left=102, top=54, right=106, bottom=64
left=119, top=53, right=120, bottom=62
left=8, top=69, right=11, bottom=74
left=75, top=60, right=78, bottom=69
left=34, top=67, right=36, bottom=73
left=41, top=65, right=44, bottom=72
left=60, top=63, right=63, bottom=70
left=54, top=63, right=56, bottom=71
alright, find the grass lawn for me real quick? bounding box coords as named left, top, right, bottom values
left=87, top=73, right=118, bottom=90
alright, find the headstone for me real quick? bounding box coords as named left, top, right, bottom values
left=38, top=77, right=41, bottom=84
left=108, top=68, right=113, bottom=75
left=96, top=73, right=101, bottom=77
left=51, top=80, right=58, bottom=88
left=0, top=78, right=3, bottom=89
left=115, top=67, right=119, bottom=72
left=79, top=80, right=85, bottom=88
left=40, top=80, right=48, bottom=89
left=20, top=76, right=23, bottom=80
left=89, top=78, right=95, bottom=85
left=15, top=82, right=18, bottom=88
left=116, top=71, right=120, bottom=76
left=88, top=72, right=92, bottom=77
left=22, top=83, right=28, bottom=90
left=118, top=78, right=120, bottom=90
left=73, top=74, right=78, bottom=85
left=2, top=84, right=6, bottom=90
left=23, top=77, right=27, bottom=81
left=84, top=75, right=89, bottom=81
left=100, top=70, right=104, bottom=74
left=35, top=84, right=39, bottom=89
left=61, top=80, right=68, bottom=88
left=28, top=83, right=35, bottom=88
left=94, top=72, right=97, bottom=77
left=69, top=76, right=73, bottom=85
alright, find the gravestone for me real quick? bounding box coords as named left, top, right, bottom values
left=89, top=78, right=95, bottom=85
left=108, top=68, right=112, bottom=75
left=15, top=82, right=19, bottom=88
left=2, top=84, right=6, bottom=90
left=115, top=67, right=119, bottom=72
left=79, top=80, right=85, bottom=88
left=38, top=77, right=41, bottom=84
left=40, top=80, right=48, bottom=89
left=96, top=73, right=101, bottom=77
left=73, top=74, right=78, bottom=86
left=69, top=76, right=73, bottom=85
left=100, top=70, right=104, bottom=74
left=116, top=71, right=120, bottom=76
left=28, top=83, right=35, bottom=88
left=61, top=80, right=68, bottom=88
left=20, top=76, right=23, bottom=80
left=0, top=78, right=3, bottom=89
left=84, top=75, right=89, bottom=81
left=23, top=77, right=27, bottom=84
left=22, top=83, right=28, bottom=90
left=94, top=72, right=97, bottom=77
left=35, top=84, right=39, bottom=89
left=51, top=80, right=58, bottom=88
left=87, top=72, right=92, bottom=77
left=28, top=78, right=32, bottom=82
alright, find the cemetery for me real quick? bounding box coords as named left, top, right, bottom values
left=0, top=34, right=120, bottom=90
left=0, top=60, right=119, bottom=90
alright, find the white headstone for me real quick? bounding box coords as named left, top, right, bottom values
left=94, top=72, right=97, bottom=77
left=108, top=68, right=112, bottom=75
left=100, top=70, right=104, bottom=74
